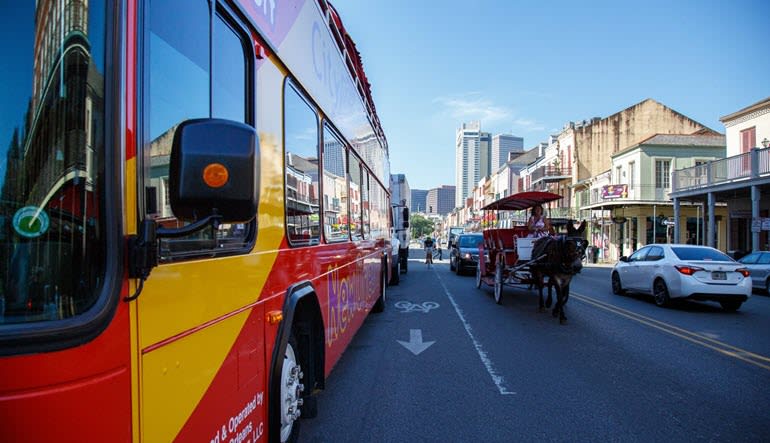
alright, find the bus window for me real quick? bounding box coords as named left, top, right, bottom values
left=0, top=0, right=108, bottom=326
left=348, top=154, right=363, bottom=241
left=362, top=172, right=370, bottom=238
left=284, top=82, right=320, bottom=246
left=145, top=1, right=255, bottom=259
left=322, top=125, right=348, bottom=242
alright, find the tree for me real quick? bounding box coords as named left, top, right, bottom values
left=410, top=214, right=434, bottom=238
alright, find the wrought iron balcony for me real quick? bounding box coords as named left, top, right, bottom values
left=672, top=147, right=770, bottom=192
left=530, top=165, right=571, bottom=184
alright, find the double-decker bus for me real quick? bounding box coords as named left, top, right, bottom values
left=0, top=1, right=393, bottom=441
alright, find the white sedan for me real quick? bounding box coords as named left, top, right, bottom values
left=611, top=244, right=752, bottom=311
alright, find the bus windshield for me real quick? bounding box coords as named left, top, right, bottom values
left=0, top=1, right=107, bottom=325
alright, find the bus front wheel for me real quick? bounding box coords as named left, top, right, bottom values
left=279, top=333, right=304, bottom=443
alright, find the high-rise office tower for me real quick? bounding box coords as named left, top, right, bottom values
left=491, top=134, right=524, bottom=170
left=426, top=185, right=456, bottom=216
left=455, top=122, right=496, bottom=208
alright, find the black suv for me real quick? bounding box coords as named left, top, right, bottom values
left=449, top=233, right=484, bottom=275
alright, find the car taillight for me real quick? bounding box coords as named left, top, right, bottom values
left=675, top=265, right=704, bottom=276
left=736, top=268, right=750, bottom=277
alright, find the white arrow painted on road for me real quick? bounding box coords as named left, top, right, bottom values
left=397, top=329, right=435, bottom=355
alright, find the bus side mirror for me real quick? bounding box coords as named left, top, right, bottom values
left=402, top=208, right=409, bottom=228
left=128, top=119, right=259, bottom=285
left=170, top=118, right=259, bottom=223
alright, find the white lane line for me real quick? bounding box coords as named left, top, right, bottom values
left=435, top=271, right=516, bottom=395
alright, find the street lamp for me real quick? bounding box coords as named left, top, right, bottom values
left=762, top=137, right=770, bottom=149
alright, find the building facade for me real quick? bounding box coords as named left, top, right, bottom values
left=491, top=134, right=524, bottom=171
left=456, top=121, right=493, bottom=207
left=671, top=97, right=770, bottom=255
left=426, top=185, right=456, bottom=216
left=410, top=189, right=428, bottom=213
left=577, top=134, right=728, bottom=261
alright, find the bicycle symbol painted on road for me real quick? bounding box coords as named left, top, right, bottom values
left=394, top=301, right=439, bottom=314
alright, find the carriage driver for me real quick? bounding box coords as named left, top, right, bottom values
left=527, top=204, right=552, bottom=238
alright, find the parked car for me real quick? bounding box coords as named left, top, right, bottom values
left=449, top=233, right=483, bottom=275
left=737, top=251, right=770, bottom=293
left=611, top=244, right=752, bottom=311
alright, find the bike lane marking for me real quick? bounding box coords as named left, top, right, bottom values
left=434, top=269, right=516, bottom=395
left=394, top=301, right=440, bottom=313
left=571, top=291, right=770, bottom=372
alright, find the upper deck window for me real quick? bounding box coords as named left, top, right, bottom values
left=322, top=126, right=348, bottom=243
left=284, top=82, right=321, bottom=246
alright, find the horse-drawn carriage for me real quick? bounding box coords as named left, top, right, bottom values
left=474, top=191, right=588, bottom=323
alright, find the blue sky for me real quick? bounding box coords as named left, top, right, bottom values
left=331, top=0, right=770, bottom=190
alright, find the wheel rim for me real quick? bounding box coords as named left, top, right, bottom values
left=280, top=342, right=304, bottom=442
left=612, top=273, right=621, bottom=294
left=475, top=264, right=482, bottom=288
left=653, top=280, right=668, bottom=306
left=494, top=265, right=503, bottom=303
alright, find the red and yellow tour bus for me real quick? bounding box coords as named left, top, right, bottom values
left=0, top=0, right=394, bottom=441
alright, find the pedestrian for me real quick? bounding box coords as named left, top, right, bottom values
left=437, top=240, right=443, bottom=260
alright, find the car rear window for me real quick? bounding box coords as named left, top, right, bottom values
left=759, top=253, right=770, bottom=264
left=459, top=236, right=483, bottom=248
left=671, top=247, right=733, bottom=262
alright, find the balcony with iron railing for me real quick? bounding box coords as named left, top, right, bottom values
left=530, top=165, right=571, bottom=184
left=576, top=184, right=684, bottom=208
left=672, top=147, right=770, bottom=193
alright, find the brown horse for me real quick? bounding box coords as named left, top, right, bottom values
left=530, top=221, right=588, bottom=324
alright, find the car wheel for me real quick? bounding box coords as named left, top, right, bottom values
left=766, top=278, right=770, bottom=295
left=653, top=279, right=670, bottom=307
left=611, top=272, right=625, bottom=295
left=719, top=301, right=742, bottom=311
left=475, top=263, right=483, bottom=289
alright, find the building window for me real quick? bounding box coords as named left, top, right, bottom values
left=655, top=159, right=671, bottom=189
left=628, top=161, right=635, bottom=187
left=740, top=127, right=756, bottom=153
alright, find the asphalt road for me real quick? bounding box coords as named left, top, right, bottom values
left=301, top=253, right=770, bottom=442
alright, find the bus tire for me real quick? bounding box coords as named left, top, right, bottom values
left=373, top=266, right=387, bottom=313
left=389, top=259, right=400, bottom=285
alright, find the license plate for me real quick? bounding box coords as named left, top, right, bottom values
left=712, top=271, right=726, bottom=280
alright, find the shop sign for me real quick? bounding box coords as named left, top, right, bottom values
left=601, top=184, right=627, bottom=199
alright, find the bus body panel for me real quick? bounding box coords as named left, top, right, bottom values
left=0, top=298, right=132, bottom=442
left=0, top=1, right=390, bottom=441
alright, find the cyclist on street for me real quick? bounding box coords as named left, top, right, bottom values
left=423, top=236, right=435, bottom=267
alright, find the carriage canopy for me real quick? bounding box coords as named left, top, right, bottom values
left=481, top=191, right=563, bottom=211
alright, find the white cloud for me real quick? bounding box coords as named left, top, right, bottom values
left=512, top=118, right=546, bottom=132
left=433, top=93, right=547, bottom=134
left=433, top=93, right=512, bottom=123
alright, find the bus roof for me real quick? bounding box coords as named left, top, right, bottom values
left=481, top=191, right=563, bottom=211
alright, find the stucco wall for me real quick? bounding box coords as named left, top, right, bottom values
left=574, top=99, right=710, bottom=181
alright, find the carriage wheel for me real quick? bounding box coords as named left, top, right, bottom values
left=494, top=261, right=503, bottom=304
left=475, top=263, right=483, bottom=289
